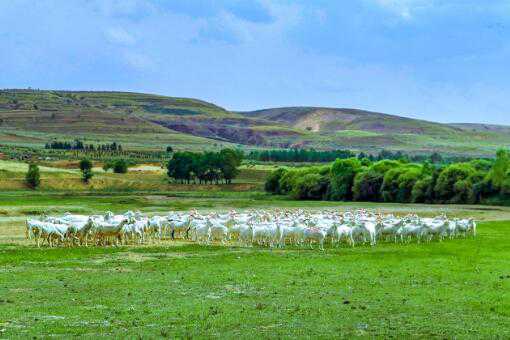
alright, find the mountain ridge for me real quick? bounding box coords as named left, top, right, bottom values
left=0, top=89, right=508, bottom=155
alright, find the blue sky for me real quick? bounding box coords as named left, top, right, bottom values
left=1, top=0, right=510, bottom=124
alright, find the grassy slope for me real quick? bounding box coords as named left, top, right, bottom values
left=1, top=90, right=510, bottom=155
left=240, top=107, right=510, bottom=155
left=0, top=196, right=509, bottom=337
left=0, top=90, right=237, bottom=150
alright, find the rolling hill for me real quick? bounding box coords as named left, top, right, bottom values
left=0, top=89, right=509, bottom=156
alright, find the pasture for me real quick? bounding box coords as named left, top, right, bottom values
left=1, top=192, right=510, bottom=338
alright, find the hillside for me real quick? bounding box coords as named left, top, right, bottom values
left=0, top=89, right=509, bottom=156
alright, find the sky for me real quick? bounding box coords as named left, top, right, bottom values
left=1, top=0, right=510, bottom=125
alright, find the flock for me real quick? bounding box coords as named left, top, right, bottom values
left=25, top=209, right=476, bottom=249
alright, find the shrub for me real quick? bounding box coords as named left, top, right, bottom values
left=25, top=163, right=40, bottom=189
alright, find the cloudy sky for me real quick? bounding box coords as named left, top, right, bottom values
left=1, top=0, right=510, bottom=124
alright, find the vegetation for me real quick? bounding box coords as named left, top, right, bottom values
left=266, top=149, right=510, bottom=205
left=247, top=148, right=355, bottom=162
left=25, top=163, right=40, bottom=189
left=167, top=149, right=243, bottom=184
left=45, top=139, right=123, bottom=152
left=79, top=159, right=93, bottom=183
left=112, top=159, right=129, bottom=174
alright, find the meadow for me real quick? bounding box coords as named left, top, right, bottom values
left=1, top=159, right=510, bottom=338
left=1, top=190, right=510, bottom=337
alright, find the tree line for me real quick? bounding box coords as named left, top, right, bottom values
left=265, top=149, right=510, bottom=205
left=45, top=140, right=123, bottom=152
left=166, top=149, right=243, bottom=184
left=246, top=149, right=355, bottom=162
left=246, top=148, right=477, bottom=164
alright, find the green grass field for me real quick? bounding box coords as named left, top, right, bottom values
left=0, top=190, right=510, bottom=337
left=0, top=157, right=509, bottom=337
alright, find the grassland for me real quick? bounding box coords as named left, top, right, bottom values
left=0, top=195, right=509, bottom=337
left=1, top=157, right=510, bottom=337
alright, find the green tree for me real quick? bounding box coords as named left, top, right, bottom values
left=79, top=159, right=93, bottom=183
left=290, top=173, right=329, bottom=200
left=329, top=158, right=362, bottom=200
left=490, top=149, right=509, bottom=191
left=219, top=148, right=242, bottom=184
left=167, top=152, right=194, bottom=183
left=352, top=169, right=384, bottom=202
left=265, top=168, right=287, bottom=194
left=434, top=163, right=476, bottom=203
left=113, top=159, right=129, bottom=174
left=411, top=176, right=433, bottom=203
left=25, top=163, right=40, bottom=189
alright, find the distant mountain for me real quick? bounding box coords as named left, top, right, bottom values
left=0, top=89, right=508, bottom=156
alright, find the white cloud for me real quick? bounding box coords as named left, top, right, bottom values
left=373, top=0, right=431, bottom=19
left=105, top=27, right=136, bottom=45
left=123, top=51, right=156, bottom=71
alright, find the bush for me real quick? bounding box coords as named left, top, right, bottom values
left=25, top=163, right=40, bottom=189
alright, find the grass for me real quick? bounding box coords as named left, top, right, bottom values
left=0, top=219, right=509, bottom=337
left=0, top=156, right=509, bottom=337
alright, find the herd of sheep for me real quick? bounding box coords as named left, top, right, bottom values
left=25, top=209, right=476, bottom=249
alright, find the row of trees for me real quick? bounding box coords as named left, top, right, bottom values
left=45, top=140, right=123, bottom=152
left=265, top=150, right=510, bottom=205
left=167, top=149, right=243, bottom=184
left=246, top=149, right=355, bottom=163
left=246, top=148, right=477, bottom=165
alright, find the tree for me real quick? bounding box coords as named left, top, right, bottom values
left=352, top=169, right=384, bottom=202
left=290, top=173, right=329, bottom=200
left=113, top=159, right=128, bottom=174
left=430, top=152, right=443, bottom=164
left=434, top=163, right=476, bottom=203
left=265, top=168, right=287, bottom=194
left=167, top=152, right=194, bottom=183
left=329, top=158, right=362, bottom=200
left=25, top=163, right=40, bottom=189
left=166, top=146, right=173, bottom=153
left=490, top=149, right=509, bottom=192
left=79, top=159, right=93, bottom=183
left=219, top=148, right=242, bottom=184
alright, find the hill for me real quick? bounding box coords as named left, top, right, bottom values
left=0, top=89, right=509, bottom=156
